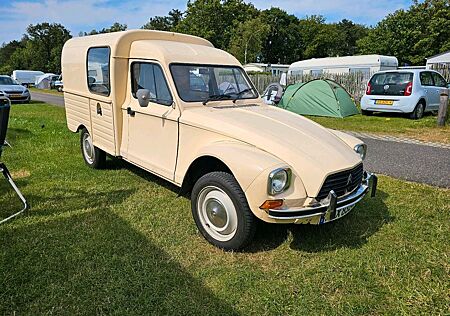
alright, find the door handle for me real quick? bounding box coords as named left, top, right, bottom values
left=96, top=103, right=102, bottom=116
left=127, top=107, right=135, bottom=117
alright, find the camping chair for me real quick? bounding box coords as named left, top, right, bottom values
left=0, top=95, right=28, bottom=224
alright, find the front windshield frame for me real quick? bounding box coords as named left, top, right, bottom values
left=169, top=63, right=259, bottom=103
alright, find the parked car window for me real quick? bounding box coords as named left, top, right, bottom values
left=0, top=77, right=17, bottom=85
left=419, top=72, right=434, bottom=86
left=170, top=64, right=258, bottom=102
left=87, top=47, right=110, bottom=96
left=131, top=62, right=173, bottom=106
left=368, top=72, right=413, bottom=96
left=311, top=69, right=323, bottom=76
left=431, top=72, right=447, bottom=87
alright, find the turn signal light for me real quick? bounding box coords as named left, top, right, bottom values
left=260, top=199, right=283, bottom=210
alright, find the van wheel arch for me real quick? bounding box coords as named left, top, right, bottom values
left=180, top=156, right=233, bottom=196
left=76, top=124, right=87, bottom=133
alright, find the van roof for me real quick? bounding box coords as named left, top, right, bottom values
left=64, top=29, right=214, bottom=58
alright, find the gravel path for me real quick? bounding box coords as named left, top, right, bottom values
left=362, top=137, right=449, bottom=188
left=30, top=91, right=65, bottom=107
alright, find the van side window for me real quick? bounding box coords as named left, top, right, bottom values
left=419, top=72, right=434, bottom=86
left=431, top=72, right=447, bottom=87
left=87, top=47, right=110, bottom=96
left=131, top=62, right=173, bottom=106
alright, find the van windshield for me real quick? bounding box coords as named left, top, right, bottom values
left=170, top=64, right=258, bottom=103
left=369, top=72, right=413, bottom=96
left=0, top=77, right=17, bottom=85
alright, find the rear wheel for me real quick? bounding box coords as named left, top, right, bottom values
left=361, top=109, right=373, bottom=116
left=191, top=171, right=257, bottom=250
left=409, top=101, right=425, bottom=119
left=80, top=128, right=106, bottom=169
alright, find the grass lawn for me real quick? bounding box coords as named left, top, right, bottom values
left=29, top=87, right=63, bottom=96
left=308, top=112, right=450, bottom=144
left=1, top=103, right=449, bottom=315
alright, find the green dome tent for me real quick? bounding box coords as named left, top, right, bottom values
left=278, top=79, right=359, bottom=118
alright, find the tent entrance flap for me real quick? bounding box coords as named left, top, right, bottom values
left=278, top=79, right=359, bottom=118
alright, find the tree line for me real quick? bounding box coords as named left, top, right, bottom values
left=0, top=0, right=448, bottom=75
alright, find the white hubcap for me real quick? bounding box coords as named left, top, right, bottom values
left=197, top=186, right=238, bottom=242
left=82, top=133, right=95, bottom=164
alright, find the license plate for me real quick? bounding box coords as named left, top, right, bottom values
left=9, top=94, right=22, bottom=98
left=319, top=205, right=355, bottom=224
left=375, top=100, right=394, bottom=105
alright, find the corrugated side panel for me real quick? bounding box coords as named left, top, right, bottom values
left=65, top=93, right=90, bottom=132
left=90, top=100, right=116, bottom=154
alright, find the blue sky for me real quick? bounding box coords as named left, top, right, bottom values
left=0, top=0, right=414, bottom=44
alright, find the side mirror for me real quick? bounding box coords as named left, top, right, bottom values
left=136, top=89, right=150, bottom=107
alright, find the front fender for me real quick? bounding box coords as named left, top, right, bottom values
left=185, top=141, right=285, bottom=191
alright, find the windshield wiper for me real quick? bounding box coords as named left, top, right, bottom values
left=232, top=88, right=254, bottom=103
left=202, top=94, right=232, bottom=105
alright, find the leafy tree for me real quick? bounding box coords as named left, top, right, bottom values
left=175, top=0, right=257, bottom=49
left=142, top=9, right=183, bottom=31
left=228, top=17, right=270, bottom=64
left=336, top=19, right=368, bottom=56
left=82, top=22, right=127, bottom=36
left=25, top=23, right=71, bottom=73
left=358, top=0, right=450, bottom=65
left=260, top=8, right=303, bottom=64
left=0, top=39, right=26, bottom=74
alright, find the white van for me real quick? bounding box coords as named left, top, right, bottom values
left=11, top=70, right=44, bottom=87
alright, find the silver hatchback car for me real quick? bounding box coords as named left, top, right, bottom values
left=361, top=69, right=449, bottom=119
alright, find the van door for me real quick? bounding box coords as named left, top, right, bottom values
left=90, top=98, right=116, bottom=153
left=125, top=61, right=180, bottom=181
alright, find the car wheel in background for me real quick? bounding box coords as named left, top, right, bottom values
left=80, top=128, right=106, bottom=168
left=361, top=109, right=373, bottom=116
left=409, top=101, right=425, bottom=120
left=191, top=171, right=257, bottom=250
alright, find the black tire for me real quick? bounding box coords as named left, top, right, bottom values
left=80, top=128, right=106, bottom=169
left=361, top=109, right=373, bottom=116
left=409, top=101, right=425, bottom=119
left=191, top=171, right=257, bottom=250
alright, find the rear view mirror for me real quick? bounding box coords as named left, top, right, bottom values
left=136, top=89, right=150, bottom=107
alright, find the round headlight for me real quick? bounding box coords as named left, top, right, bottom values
left=354, top=144, right=367, bottom=160
left=268, top=168, right=290, bottom=195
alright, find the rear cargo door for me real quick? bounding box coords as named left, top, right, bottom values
left=89, top=98, right=116, bottom=153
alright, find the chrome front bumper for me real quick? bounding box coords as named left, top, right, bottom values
left=267, top=172, right=378, bottom=221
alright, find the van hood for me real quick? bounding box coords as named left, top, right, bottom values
left=181, top=103, right=361, bottom=197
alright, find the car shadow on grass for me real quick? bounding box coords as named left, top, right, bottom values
left=105, top=157, right=181, bottom=193
left=0, top=190, right=237, bottom=315
left=247, top=189, right=393, bottom=253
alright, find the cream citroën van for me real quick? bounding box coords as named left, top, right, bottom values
left=62, top=30, right=377, bottom=250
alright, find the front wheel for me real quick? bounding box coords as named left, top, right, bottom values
left=191, top=172, right=257, bottom=250
left=80, top=128, right=106, bottom=169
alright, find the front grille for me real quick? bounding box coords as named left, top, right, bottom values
left=5, top=91, right=22, bottom=95
left=317, top=163, right=364, bottom=200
